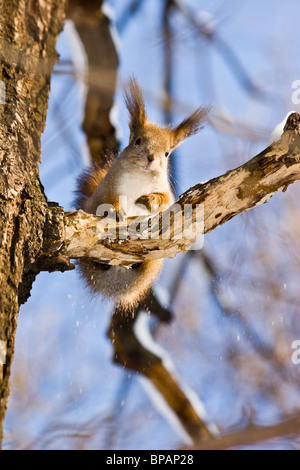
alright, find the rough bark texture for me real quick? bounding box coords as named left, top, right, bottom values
left=0, top=0, right=66, bottom=446
left=45, top=113, right=300, bottom=266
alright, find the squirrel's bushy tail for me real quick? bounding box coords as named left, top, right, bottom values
left=74, top=152, right=116, bottom=210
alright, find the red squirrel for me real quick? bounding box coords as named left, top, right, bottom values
left=75, top=77, right=209, bottom=311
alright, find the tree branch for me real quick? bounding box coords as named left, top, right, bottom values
left=184, top=414, right=300, bottom=450
left=66, top=0, right=119, bottom=161
left=43, top=112, right=300, bottom=266
left=108, top=297, right=214, bottom=443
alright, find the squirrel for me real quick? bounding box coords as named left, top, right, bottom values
left=75, top=77, right=209, bottom=311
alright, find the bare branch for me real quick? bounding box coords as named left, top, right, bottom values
left=108, top=300, right=214, bottom=443
left=184, top=414, right=300, bottom=450
left=66, top=0, right=119, bottom=161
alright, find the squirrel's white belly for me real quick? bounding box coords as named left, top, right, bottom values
left=117, top=170, right=164, bottom=217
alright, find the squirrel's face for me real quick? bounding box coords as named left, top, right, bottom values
left=125, top=123, right=173, bottom=174
left=124, top=77, right=209, bottom=174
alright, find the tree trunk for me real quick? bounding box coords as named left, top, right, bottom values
left=0, top=0, right=66, bottom=446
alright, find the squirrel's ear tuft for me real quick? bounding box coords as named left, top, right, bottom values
left=171, top=106, right=210, bottom=150
left=124, top=76, right=147, bottom=135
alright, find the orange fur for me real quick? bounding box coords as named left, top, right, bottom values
left=74, top=163, right=109, bottom=210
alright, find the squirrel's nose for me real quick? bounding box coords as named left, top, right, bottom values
left=147, top=155, right=154, bottom=163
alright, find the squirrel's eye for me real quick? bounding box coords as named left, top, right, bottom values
left=135, top=138, right=142, bottom=147
left=165, top=150, right=170, bottom=157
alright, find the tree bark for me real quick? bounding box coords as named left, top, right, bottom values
left=0, top=0, right=67, bottom=447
